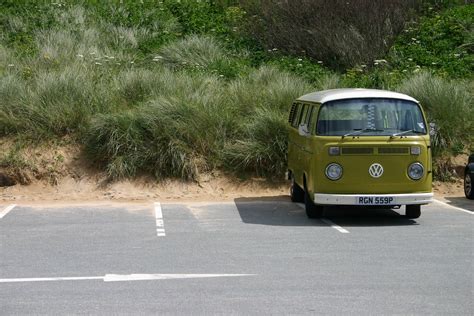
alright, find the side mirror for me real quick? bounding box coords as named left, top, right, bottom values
left=298, top=123, right=310, bottom=137
left=429, top=122, right=437, bottom=137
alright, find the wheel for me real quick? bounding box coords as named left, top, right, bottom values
left=464, top=172, right=474, bottom=200
left=290, top=177, right=304, bottom=202
left=304, top=184, right=323, bottom=218
left=405, top=204, right=421, bottom=219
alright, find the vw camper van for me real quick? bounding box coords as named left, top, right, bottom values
left=287, top=89, right=433, bottom=219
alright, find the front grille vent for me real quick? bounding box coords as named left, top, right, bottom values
left=341, top=147, right=374, bottom=155
left=378, top=147, right=409, bottom=155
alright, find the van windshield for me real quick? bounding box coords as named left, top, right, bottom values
left=316, top=98, right=427, bottom=136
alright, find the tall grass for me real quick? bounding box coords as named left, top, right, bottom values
left=2, top=3, right=472, bottom=182
left=158, top=35, right=225, bottom=69
left=222, top=108, right=289, bottom=176
left=397, top=71, right=473, bottom=155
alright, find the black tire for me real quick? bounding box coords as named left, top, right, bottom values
left=290, top=177, right=304, bottom=202
left=464, top=171, right=474, bottom=200
left=405, top=204, right=421, bottom=219
left=304, top=184, right=323, bottom=219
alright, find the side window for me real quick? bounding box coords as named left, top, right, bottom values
left=291, top=103, right=302, bottom=128
left=288, top=103, right=298, bottom=125
left=298, top=104, right=309, bottom=126
left=308, top=105, right=318, bottom=134
left=305, top=105, right=314, bottom=125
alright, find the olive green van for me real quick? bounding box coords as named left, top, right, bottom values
left=287, top=89, right=433, bottom=219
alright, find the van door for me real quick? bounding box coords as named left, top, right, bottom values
left=300, top=104, right=316, bottom=188
left=288, top=103, right=309, bottom=185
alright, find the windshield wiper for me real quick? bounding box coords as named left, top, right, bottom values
left=391, top=129, right=425, bottom=137
left=343, top=128, right=384, bottom=138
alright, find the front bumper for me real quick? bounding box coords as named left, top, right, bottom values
left=314, top=192, right=433, bottom=206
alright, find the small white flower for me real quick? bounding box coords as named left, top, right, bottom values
left=431, top=62, right=437, bottom=65
left=219, top=74, right=224, bottom=77
left=76, top=54, right=84, bottom=58
left=317, top=61, right=323, bottom=64
left=8, top=64, right=14, bottom=67
left=95, top=62, right=102, bottom=65
left=297, top=63, right=302, bottom=67
left=297, top=58, right=303, bottom=61
left=130, top=61, right=134, bottom=64
left=408, top=58, right=413, bottom=61
left=272, top=48, right=278, bottom=51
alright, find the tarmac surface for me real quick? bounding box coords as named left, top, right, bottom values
left=0, top=198, right=472, bottom=315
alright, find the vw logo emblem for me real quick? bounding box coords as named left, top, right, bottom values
left=369, top=163, right=384, bottom=178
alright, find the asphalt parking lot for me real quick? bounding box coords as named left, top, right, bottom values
left=0, top=198, right=472, bottom=315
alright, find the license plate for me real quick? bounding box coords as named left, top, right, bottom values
left=356, top=196, right=396, bottom=205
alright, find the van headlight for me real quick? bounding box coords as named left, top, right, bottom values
left=408, top=162, right=424, bottom=180
left=325, top=163, right=343, bottom=180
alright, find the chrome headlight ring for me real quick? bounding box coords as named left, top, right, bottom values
left=408, top=162, right=424, bottom=180
left=325, top=163, right=343, bottom=181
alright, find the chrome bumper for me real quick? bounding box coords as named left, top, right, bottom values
left=313, top=192, right=434, bottom=205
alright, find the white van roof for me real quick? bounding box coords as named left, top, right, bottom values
left=297, top=88, right=419, bottom=104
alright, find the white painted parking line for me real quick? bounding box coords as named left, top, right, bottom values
left=321, top=218, right=350, bottom=233
left=154, top=202, right=166, bottom=237
left=296, top=203, right=349, bottom=233
left=0, top=273, right=255, bottom=284
left=434, top=199, right=472, bottom=214
left=0, top=204, right=16, bottom=219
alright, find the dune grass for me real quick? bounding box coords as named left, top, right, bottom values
left=397, top=71, right=473, bottom=155
left=1, top=3, right=472, bottom=182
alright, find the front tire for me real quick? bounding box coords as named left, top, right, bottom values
left=304, top=185, right=323, bottom=219
left=405, top=204, right=421, bottom=219
left=290, top=177, right=304, bottom=202
left=464, top=171, right=474, bottom=199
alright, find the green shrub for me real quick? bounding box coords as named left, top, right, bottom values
left=115, top=69, right=159, bottom=106
left=222, top=107, right=289, bottom=176
left=389, top=5, right=474, bottom=79
left=397, top=71, right=473, bottom=156
left=158, top=35, right=226, bottom=69
left=227, top=66, right=313, bottom=116
left=242, top=0, right=418, bottom=69
left=84, top=111, right=151, bottom=179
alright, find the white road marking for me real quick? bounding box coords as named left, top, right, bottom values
left=0, top=276, right=103, bottom=283
left=103, top=273, right=255, bottom=282
left=154, top=202, right=166, bottom=237
left=296, top=203, right=349, bottom=233
left=321, top=218, right=350, bottom=233
left=0, top=204, right=16, bottom=219
left=434, top=199, right=473, bottom=215
left=0, top=274, right=255, bottom=284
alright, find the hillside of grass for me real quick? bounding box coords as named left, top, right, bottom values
left=1, top=1, right=473, bottom=185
